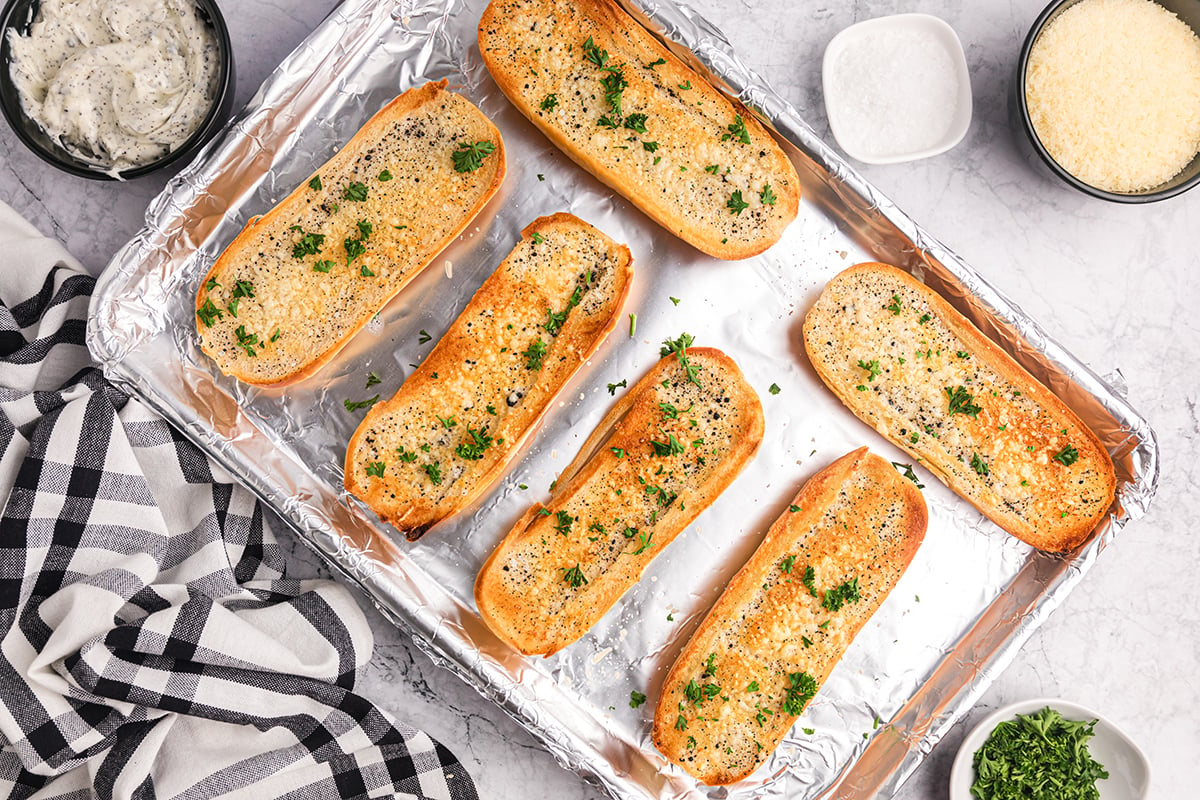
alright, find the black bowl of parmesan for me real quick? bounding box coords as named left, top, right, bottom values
left=1015, top=0, right=1200, bottom=202
left=0, top=0, right=235, bottom=180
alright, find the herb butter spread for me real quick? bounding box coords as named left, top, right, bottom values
left=7, top=0, right=219, bottom=172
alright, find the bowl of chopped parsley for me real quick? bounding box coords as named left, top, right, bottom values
left=949, top=699, right=1150, bottom=800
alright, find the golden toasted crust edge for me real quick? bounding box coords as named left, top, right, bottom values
left=802, top=262, right=1116, bottom=552
left=196, top=81, right=506, bottom=386
left=344, top=212, right=632, bottom=541
left=478, top=0, right=799, bottom=260
left=475, top=347, right=765, bottom=656
left=651, top=448, right=927, bottom=784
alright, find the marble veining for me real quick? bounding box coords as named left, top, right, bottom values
left=2, top=0, right=1196, bottom=798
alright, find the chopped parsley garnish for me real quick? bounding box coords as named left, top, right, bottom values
left=631, top=531, right=654, bottom=555
left=422, top=462, right=442, bottom=485
left=722, top=114, right=751, bottom=144
left=313, top=260, right=334, bottom=273
left=204, top=277, right=220, bottom=291
left=969, top=706, right=1109, bottom=800
left=540, top=93, right=559, bottom=111
left=769, top=383, right=781, bottom=395
left=624, top=113, right=648, bottom=133
left=645, top=57, right=666, bottom=69
left=344, top=232, right=367, bottom=266
left=704, top=164, right=720, bottom=174
left=1052, top=444, right=1080, bottom=466
left=887, top=294, right=902, bottom=315
left=553, top=510, right=574, bottom=537
left=747, top=681, right=760, bottom=692
left=702, top=653, right=718, bottom=678
left=670, top=296, right=681, bottom=305
left=956, top=350, right=970, bottom=359
left=678, top=80, right=692, bottom=90
left=684, top=679, right=721, bottom=706
left=971, top=452, right=990, bottom=476
left=628, top=313, right=637, bottom=337
left=436, top=414, right=457, bottom=429
left=726, top=190, right=749, bottom=215
left=270, top=327, right=281, bottom=343
left=455, top=425, right=494, bottom=460
left=945, top=385, right=983, bottom=418
left=789, top=504, right=801, bottom=513
left=779, top=554, right=796, bottom=574
left=582, top=35, right=609, bottom=67
left=674, top=714, right=687, bottom=732
left=486, top=404, right=497, bottom=415
left=607, top=379, right=627, bottom=395
left=760, top=183, right=777, bottom=205
left=379, top=169, right=393, bottom=182
left=365, top=461, right=386, bottom=477
left=821, top=577, right=861, bottom=612
left=919, top=313, right=931, bottom=325
left=226, top=296, right=241, bottom=318
left=599, top=63, right=628, bottom=117
left=892, top=462, right=926, bottom=489
left=660, top=332, right=701, bottom=386
left=395, top=446, right=419, bottom=463
left=418, top=329, right=432, bottom=344
left=365, top=371, right=381, bottom=388
left=290, top=227, right=326, bottom=259
left=233, top=325, right=259, bottom=357
left=343, top=395, right=380, bottom=412
left=360, top=264, right=375, bottom=277
left=531, top=231, right=545, bottom=244
left=342, top=181, right=368, bottom=202
left=857, top=358, right=882, bottom=381
left=649, top=431, right=686, bottom=457
left=523, top=337, right=548, bottom=371
left=597, top=114, right=621, bottom=129
left=610, top=447, right=626, bottom=458
left=308, top=175, right=322, bottom=190
left=800, top=564, right=817, bottom=597
left=629, top=690, right=647, bottom=708
left=642, top=140, right=659, bottom=153
left=561, top=564, right=587, bottom=588
left=197, top=299, right=223, bottom=327
left=452, top=140, right=497, bottom=173
left=782, top=671, right=818, bottom=715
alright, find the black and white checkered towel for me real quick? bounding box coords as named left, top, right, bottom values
left=0, top=202, right=479, bottom=800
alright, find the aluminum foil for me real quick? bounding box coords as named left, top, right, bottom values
left=86, top=0, right=1159, bottom=798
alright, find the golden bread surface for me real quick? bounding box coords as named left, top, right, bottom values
left=652, top=447, right=927, bottom=785
left=475, top=346, right=764, bottom=656
left=196, top=81, right=505, bottom=385
left=478, top=0, right=799, bottom=259
left=345, top=212, right=632, bottom=540
left=802, top=263, right=1116, bottom=552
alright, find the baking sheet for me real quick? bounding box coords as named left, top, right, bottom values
left=86, top=0, right=1158, bottom=798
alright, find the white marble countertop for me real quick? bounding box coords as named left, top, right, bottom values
left=2, top=0, right=1195, bottom=798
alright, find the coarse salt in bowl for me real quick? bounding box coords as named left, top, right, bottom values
left=822, top=14, right=972, bottom=164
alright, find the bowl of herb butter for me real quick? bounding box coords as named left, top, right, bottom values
left=949, top=698, right=1150, bottom=800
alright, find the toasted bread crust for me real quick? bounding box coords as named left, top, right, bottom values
left=803, top=263, right=1116, bottom=552
left=196, top=81, right=505, bottom=386
left=475, top=347, right=764, bottom=656
left=344, top=213, right=632, bottom=540
left=478, top=0, right=799, bottom=260
left=652, top=448, right=927, bottom=785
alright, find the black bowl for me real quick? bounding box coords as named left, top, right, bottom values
left=0, top=0, right=235, bottom=180
left=1015, top=0, right=1200, bottom=203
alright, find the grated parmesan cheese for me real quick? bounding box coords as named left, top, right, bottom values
left=1025, top=0, right=1200, bottom=192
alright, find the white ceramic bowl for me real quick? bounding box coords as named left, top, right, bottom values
left=822, top=13, right=972, bottom=164
left=949, top=698, right=1151, bottom=800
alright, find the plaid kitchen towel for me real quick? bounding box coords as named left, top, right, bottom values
left=0, top=202, right=478, bottom=800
